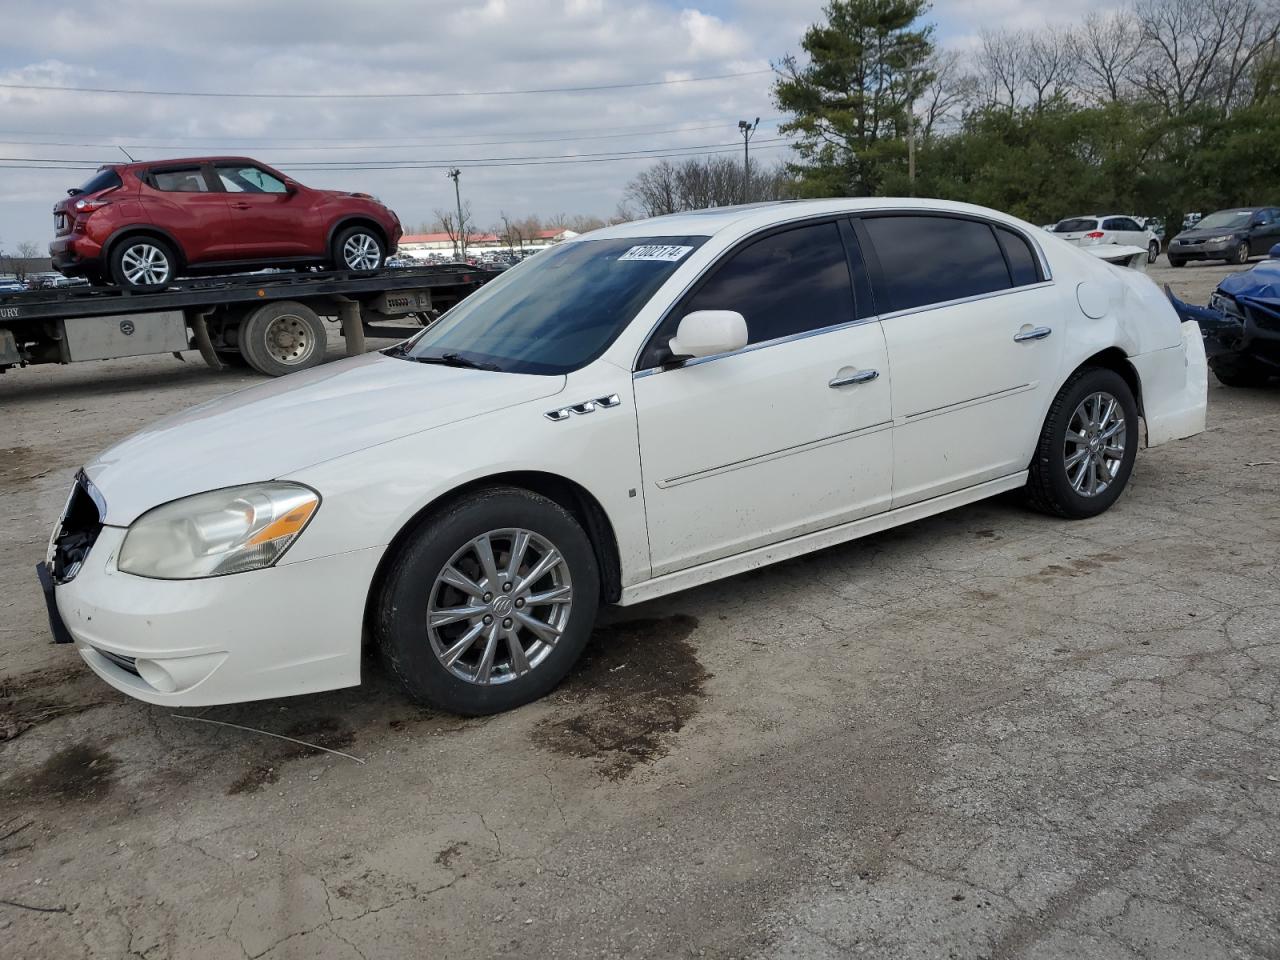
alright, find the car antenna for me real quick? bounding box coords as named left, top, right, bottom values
left=117, top=145, right=136, bottom=162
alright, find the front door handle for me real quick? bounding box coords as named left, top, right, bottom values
left=1014, top=326, right=1052, bottom=342
left=231, top=202, right=252, bottom=210
left=829, top=369, right=879, bottom=388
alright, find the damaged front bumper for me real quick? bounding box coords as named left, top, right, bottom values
left=1164, top=286, right=1280, bottom=373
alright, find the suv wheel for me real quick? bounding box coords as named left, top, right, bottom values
left=332, top=225, right=385, bottom=272
left=1147, top=240, right=1160, bottom=264
left=110, top=236, right=177, bottom=289
left=238, top=301, right=328, bottom=376
left=375, top=486, right=600, bottom=715
left=1025, top=367, right=1139, bottom=520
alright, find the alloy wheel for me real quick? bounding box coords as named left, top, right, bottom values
left=120, top=243, right=171, bottom=285
left=342, top=233, right=381, bottom=270
left=426, top=528, right=573, bottom=685
left=1064, top=391, right=1126, bottom=497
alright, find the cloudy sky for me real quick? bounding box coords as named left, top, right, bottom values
left=0, top=0, right=1113, bottom=250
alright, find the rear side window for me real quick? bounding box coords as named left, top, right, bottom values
left=1055, top=218, right=1097, bottom=233
left=151, top=168, right=210, bottom=192
left=996, top=227, right=1041, bottom=286
left=683, top=221, right=855, bottom=346
left=861, top=215, right=1011, bottom=313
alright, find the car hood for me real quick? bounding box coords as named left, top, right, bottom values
left=85, top=352, right=566, bottom=525
left=1219, top=258, right=1280, bottom=301
left=1174, top=226, right=1246, bottom=241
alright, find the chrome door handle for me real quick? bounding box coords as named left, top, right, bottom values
left=829, top=369, right=879, bottom=388
left=1014, top=326, right=1052, bottom=342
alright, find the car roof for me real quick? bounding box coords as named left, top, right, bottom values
left=579, top=197, right=1041, bottom=241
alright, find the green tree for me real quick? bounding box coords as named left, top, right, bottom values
left=774, top=0, right=934, bottom=197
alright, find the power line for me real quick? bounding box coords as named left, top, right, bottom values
left=0, top=68, right=773, bottom=100
left=0, top=120, right=783, bottom=152
left=0, top=142, right=793, bottom=173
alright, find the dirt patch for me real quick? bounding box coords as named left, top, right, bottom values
left=0, top=445, right=49, bottom=488
left=5, top=742, right=119, bottom=803
left=434, top=841, right=467, bottom=867
left=0, top=664, right=112, bottom=742
left=224, top=716, right=356, bottom=795
left=531, top=615, right=708, bottom=780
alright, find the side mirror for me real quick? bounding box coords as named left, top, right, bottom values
left=282, top=179, right=299, bottom=194
left=668, top=310, right=748, bottom=361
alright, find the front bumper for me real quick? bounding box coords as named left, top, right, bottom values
left=1169, top=240, right=1234, bottom=261
left=52, top=525, right=382, bottom=706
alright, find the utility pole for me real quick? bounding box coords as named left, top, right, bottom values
left=907, top=106, right=916, bottom=195
left=446, top=167, right=465, bottom=260
left=737, top=117, right=759, bottom=203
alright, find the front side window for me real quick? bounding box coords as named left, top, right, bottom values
left=397, top=236, right=706, bottom=375
left=862, top=215, right=1011, bottom=313
left=217, top=165, right=287, bottom=194
left=151, top=168, right=209, bottom=193
left=680, top=221, right=856, bottom=347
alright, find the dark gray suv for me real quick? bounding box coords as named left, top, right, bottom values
left=1168, top=207, right=1280, bottom=267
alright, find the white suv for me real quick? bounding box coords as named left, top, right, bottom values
left=1052, top=215, right=1162, bottom=263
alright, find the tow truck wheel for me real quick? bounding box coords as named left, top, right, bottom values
left=239, top=301, right=328, bottom=377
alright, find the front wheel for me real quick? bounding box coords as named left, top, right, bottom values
left=1168, top=256, right=1185, bottom=268
left=1230, top=241, right=1250, bottom=265
left=331, top=225, right=386, bottom=272
left=1025, top=367, right=1140, bottom=519
left=376, top=487, right=600, bottom=715
left=1211, top=355, right=1273, bottom=388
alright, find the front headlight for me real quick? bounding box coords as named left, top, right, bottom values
left=1209, top=235, right=1235, bottom=244
left=118, top=483, right=319, bottom=580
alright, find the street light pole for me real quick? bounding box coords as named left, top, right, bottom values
left=447, top=167, right=465, bottom=260
left=737, top=117, right=759, bottom=203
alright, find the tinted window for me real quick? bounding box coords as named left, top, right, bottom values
left=400, top=236, right=706, bottom=375
left=996, top=227, right=1041, bottom=286
left=73, top=168, right=121, bottom=196
left=1055, top=218, right=1097, bottom=233
left=683, top=222, right=854, bottom=346
left=862, top=216, right=1011, bottom=312
left=1102, top=218, right=1124, bottom=231
left=151, top=168, right=209, bottom=192
left=217, top=165, right=287, bottom=193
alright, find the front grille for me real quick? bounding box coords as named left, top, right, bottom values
left=97, top=649, right=140, bottom=677
left=51, top=472, right=104, bottom=583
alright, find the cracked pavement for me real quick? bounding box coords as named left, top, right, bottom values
left=2, top=260, right=1278, bottom=959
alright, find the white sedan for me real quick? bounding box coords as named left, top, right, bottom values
left=40, top=199, right=1208, bottom=715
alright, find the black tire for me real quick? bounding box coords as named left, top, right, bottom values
left=376, top=486, right=600, bottom=715
left=1230, top=241, right=1250, bottom=265
left=1168, top=256, right=1185, bottom=268
left=1025, top=367, right=1140, bottom=520
left=1210, top=356, right=1273, bottom=388
left=109, top=235, right=178, bottom=289
left=1147, top=241, right=1160, bottom=264
left=331, top=225, right=386, bottom=272
left=238, top=301, right=328, bottom=377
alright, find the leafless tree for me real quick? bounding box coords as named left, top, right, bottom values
left=433, top=204, right=474, bottom=259
left=624, top=160, right=682, bottom=218
left=1134, top=0, right=1280, bottom=115
left=624, top=156, right=792, bottom=218
left=917, top=49, right=977, bottom=137
left=976, top=29, right=1028, bottom=109
left=1077, top=10, right=1144, bottom=103
left=498, top=211, right=525, bottom=254
left=1023, top=28, right=1079, bottom=109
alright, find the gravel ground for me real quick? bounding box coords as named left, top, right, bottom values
left=1, top=257, right=1278, bottom=959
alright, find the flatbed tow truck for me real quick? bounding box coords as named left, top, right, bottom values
left=0, top=264, right=498, bottom=378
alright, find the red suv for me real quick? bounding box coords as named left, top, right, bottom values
left=50, top=157, right=402, bottom=288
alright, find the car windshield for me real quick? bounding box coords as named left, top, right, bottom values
left=396, top=236, right=707, bottom=375
left=1194, top=210, right=1253, bottom=231
left=1054, top=218, right=1098, bottom=233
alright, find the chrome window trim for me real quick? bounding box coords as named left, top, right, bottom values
left=633, top=279, right=1056, bottom=380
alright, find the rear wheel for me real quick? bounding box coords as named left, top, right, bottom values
left=110, top=236, right=177, bottom=289
left=1147, top=241, right=1160, bottom=264
left=331, top=225, right=386, bottom=272
left=1025, top=367, right=1139, bottom=520
left=1211, top=356, right=1273, bottom=388
left=238, top=301, right=328, bottom=376
left=376, top=487, right=600, bottom=715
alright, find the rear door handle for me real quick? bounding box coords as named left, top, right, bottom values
left=829, top=369, right=879, bottom=388
left=1014, top=326, right=1052, bottom=342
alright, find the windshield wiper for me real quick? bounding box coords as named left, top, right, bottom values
left=411, top=352, right=501, bottom=371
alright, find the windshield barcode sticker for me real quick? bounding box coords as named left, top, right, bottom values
left=617, top=245, right=694, bottom=262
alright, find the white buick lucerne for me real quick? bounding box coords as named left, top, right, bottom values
left=39, top=199, right=1208, bottom=715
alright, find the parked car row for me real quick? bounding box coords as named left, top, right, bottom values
left=1044, top=207, right=1280, bottom=267
left=50, top=157, right=403, bottom=289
